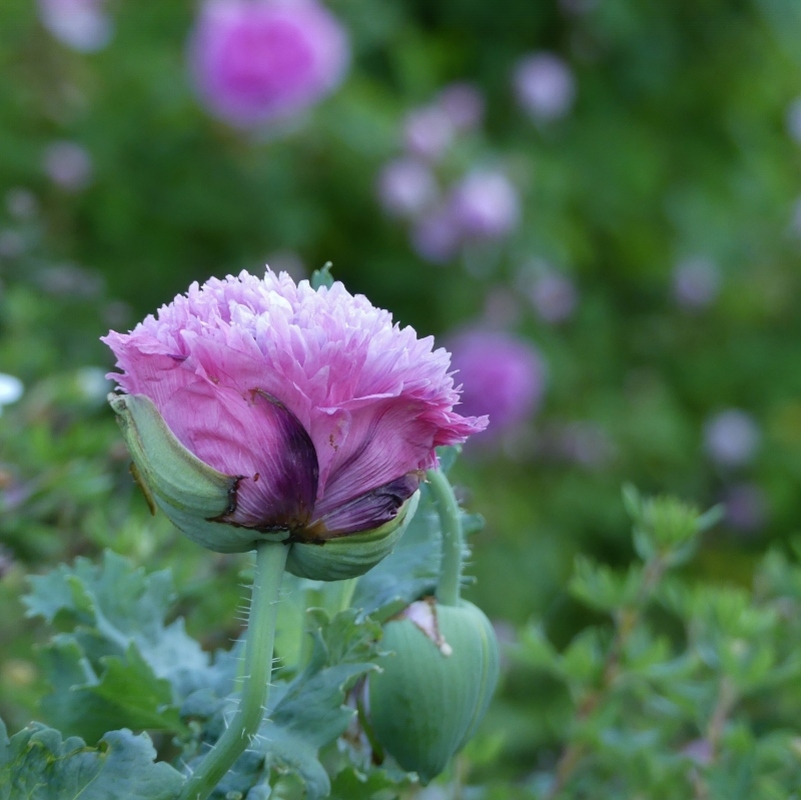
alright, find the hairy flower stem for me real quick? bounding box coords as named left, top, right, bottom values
left=180, top=540, right=289, bottom=800
left=427, top=468, right=463, bottom=607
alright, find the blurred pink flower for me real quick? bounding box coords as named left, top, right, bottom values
left=672, top=256, right=720, bottom=310
left=513, top=53, right=575, bottom=122
left=448, top=170, right=520, bottom=241
left=189, top=0, right=350, bottom=127
left=447, top=329, right=545, bottom=439
left=103, top=270, right=486, bottom=539
left=703, top=409, right=760, bottom=468
left=37, top=0, right=113, bottom=52
left=519, top=267, right=578, bottom=324
left=403, top=105, right=455, bottom=161
left=377, top=158, right=438, bottom=219
left=723, top=482, right=767, bottom=533
left=437, top=83, right=485, bottom=132
left=43, top=141, right=93, bottom=192
left=410, top=205, right=461, bottom=263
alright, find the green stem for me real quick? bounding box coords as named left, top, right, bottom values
left=427, top=468, right=463, bottom=607
left=329, top=577, right=357, bottom=614
left=180, top=540, right=289, bottom=800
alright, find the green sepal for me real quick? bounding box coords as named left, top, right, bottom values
left=368, top=599, right=500, bottom=783
left=287, top=491, right=421, bottom=581
left=109, top=393, right=284, bottom=553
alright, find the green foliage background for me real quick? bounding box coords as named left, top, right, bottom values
left=3, top=0, right=801, bottom=796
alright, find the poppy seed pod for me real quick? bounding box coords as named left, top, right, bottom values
left=368, top=598, right=500, bottom=783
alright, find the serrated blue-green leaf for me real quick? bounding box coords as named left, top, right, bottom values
left=0, top=724, right=184, bottom=800
left=39, top=638, right=185, bottom=742
left=24, top=551, right=209, bottom=735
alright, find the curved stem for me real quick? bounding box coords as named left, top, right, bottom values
left=427, top=468, right=463, bottom=607
left=180, top=540, right=289, bottom=800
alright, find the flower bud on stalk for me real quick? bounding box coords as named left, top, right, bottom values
left=368, top=468, right=500, bottom=782
left=368, top=597, right=500, bottom=783
left=103, top=269, right=486, bottom=580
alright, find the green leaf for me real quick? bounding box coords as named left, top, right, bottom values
left=39, top=638, right=184, bottom=742
left=569, top=556, right=644, bottom=613
left=24, top=551, right=207, bottom=740
left=329, top=766, right=404, bottom=800
left=0, top=721, right=184, bottom=800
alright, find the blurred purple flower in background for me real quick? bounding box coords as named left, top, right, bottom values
left=723, top=482, right=768, bottom=533
left=437, top=83, right=485, bottom=133
left=377, top=158, right=438, bottom=219
left=703, top=409, right=760, bottom=468
left=403, top=105, right=455, bottom=162
left=189, top=0, right=349, bottom=127
left=43, top=142, right=93, bottom=192
left=786, top=97, right=801, bottom=144
left=37, top=0, right=113, bottom=52
left=410, top=206, right=460, bottom=264
left=672, top=256, right=721, bottom=311
left=513, top=53, right=575, bottom=123
left=448, top=329, right=546, bottom=442
left=518, top=265, right=578, bottom=324
left=448, top=170, right=520, bottom=242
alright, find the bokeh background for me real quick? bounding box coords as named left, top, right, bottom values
left=2, top=0, right=801, bottom=787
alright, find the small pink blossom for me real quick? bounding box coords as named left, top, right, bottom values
left=403, top=105, right=455, bottom=161
left=703, top=409, right=760, bottom=468
left=103, top=270, right=486, bottom=540
left=37, top=0, right=113, bottom=52
left=518, top=266, right=578, bottom=324
left=448, top=170, right=520, bottom=241
left=377, top=158, right=438, bottom=219
left=189, top=0, right=350, bottom=127
left=513, top=53, right=575, bottom=122
left=437, top=83, right=485, bottom=132
left=723, top=482, right=768, bottom=533
left=672, top=256, right=720, bottom=311
left=43, top=141, right=93, bottom=192
left=410, top=205, right=461, bottom=263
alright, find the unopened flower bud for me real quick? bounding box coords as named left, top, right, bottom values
left=368, top=598, right=500, bottom=783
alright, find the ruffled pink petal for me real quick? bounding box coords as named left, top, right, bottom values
left=160, top=381, right=318, bottom=530
left=312, top=398, right=436, bottom=519
left=310, top=473, right=420, bottom=538
left=101, top=331, right=195, bottom=407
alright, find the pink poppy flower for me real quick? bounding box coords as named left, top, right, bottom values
left=189, top=0, right=349, bottom=127
left=103, top=270, right=486, bottom=559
